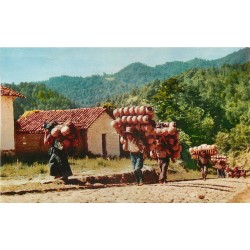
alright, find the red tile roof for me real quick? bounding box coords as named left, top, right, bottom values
left=16, top=107, right=109, bottom=134
left=1, top=85, right=26, bottom=98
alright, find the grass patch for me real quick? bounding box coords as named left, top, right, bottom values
left=0, top=156, right=216, bottom=180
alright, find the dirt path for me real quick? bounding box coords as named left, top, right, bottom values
left=1, top=177, right=249, bottom=203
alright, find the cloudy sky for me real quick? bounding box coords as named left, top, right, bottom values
left=0, top=47, right=243, bottom=83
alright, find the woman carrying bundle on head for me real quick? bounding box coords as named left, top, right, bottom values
left=43, top=121, right=73, bottom=182
left=123, top=126, right=146, bottom=186
left=197, top=150, right=213, bottom=181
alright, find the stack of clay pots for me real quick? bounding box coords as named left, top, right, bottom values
left=150, top=122, right=182, bottom=159
left=211, top=155, right=227, bottom=165
left=111, top=106, right=157, bottom=152
left=189, top=144, right=218, bottom=159
left=50, top=122, right=79, bottom=149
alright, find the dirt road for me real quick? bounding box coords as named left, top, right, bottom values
left=1, top=177, right=249, bottom=203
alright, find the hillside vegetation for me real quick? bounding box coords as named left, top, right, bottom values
left=43, top=48, right=250, bottom=107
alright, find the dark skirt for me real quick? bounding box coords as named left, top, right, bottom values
left=48, top=147, right=73, bottom=177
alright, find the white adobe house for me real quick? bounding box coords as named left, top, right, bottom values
left=0, top=85, right=25, bottom=155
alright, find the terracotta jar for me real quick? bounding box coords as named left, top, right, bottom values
left=110, top=120, right=117, bottom=128
left=116, top=117, right=122, bottom=125
left=119, top=107, right=124, bottom=116
left=168, top=126, right=176, bottom=135
left=51, top=127, right=61, bottom=138
left=142, top=115, right=150, bottom=124
left=134, top=106, right=141, bottom=115
left=121, top=116, right=127, bottom=124
left=162, top=127, right=168, bottom=136
left=127, top=116, right=133, bottom=124
left=61, top=125, right=71, bottom=136
left=113, top=108, right=119, bottom=118
left=123, top=107, right=130, bottom=116
left=129, top=106, right=135, bottom=116
left=120, top=136, right=126, bottom=144
left=137, top=115, right=143, bottom=123
left=132, top=116, right=138, bottom=124
left=145, top=106, right=154, bottom=116
left=147, top=136, right=155, bottom=145
left=139, top=106, right=146, bottom=115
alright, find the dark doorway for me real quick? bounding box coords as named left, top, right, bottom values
left=102, top=134, right=107, bottom=156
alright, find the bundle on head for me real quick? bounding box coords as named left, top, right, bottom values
left=111, top=106, right=157, bottom=153
left=189, top=144, right=218, bottom=159
left=150, top=121, right=182, bottom=160
left=211, top=155, right=227, bottom=165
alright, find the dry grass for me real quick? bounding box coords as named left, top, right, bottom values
left=0, top=156, right=213, bottom=180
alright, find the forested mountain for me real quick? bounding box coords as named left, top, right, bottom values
left=3, top=83, right=76, bottom=119
left=106, top=63, right=250, bottom=158
left=43, top=48, right=250, bottom=107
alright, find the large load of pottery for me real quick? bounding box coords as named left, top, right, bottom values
left=211, top=155, right=227, bottom=165
left=43, top=121, right=79, bottom=152
left=111, top=106, right=182, bottom=159
left=150, top=122, right=182, bottom=160
left=189, top=144, right=218, bottom=159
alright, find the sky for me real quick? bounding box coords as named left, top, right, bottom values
left=0, top=47, right=243, bottom=84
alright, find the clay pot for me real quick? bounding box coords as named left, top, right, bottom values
left=142, top=115, right=150, bottom=124
left=169, top=121, right=176, bottom=128
left=116, top=117, right=122, bottom=125
left=163, top=122, right=169, bottom=127
left=172, top=144, right=180, bottom=151
left=145, top=106, right=154, bottom=116
left=155, top=128, right=162, bottom=136
left=150, top=150, right=157, bottom=159
left=123, top=107, right=130, bottom=116
left=120, top=136, right=126, bottom=145
left=129, top=107, right=135, bottom=116
left=119, top=108, right=124, bottom=116
left=162, top=127, right=168, bottom=136
left=149, top=144, right=156, bottom=151
left=134, top=106, right=141, bottom=115
left=139, top=106, right=146, bottom=115
left=135, top=124, right=140, bottom=131
left=173, top=151, right=180, bottom=159
left=61, top=139, right=71, bottom=149
left=147, top=136, right=155, bottom=145
left=145, top=124, right=153, bottom=132
left=137, top=115, right=143, bottom=123
left=126, top=116, right=133, bottom=124
left=61, top=125, right=71, bottom=136
left=51, top=127, right=61, bottom=138
left=168, top=126, right=176, bottom=135
left=189, top=148, right=194, bottom=154
left=132, top=116, right=138, bottom=124
left=110, top=120, right=117, bottom=128
left=122, top=144, right=128, bottom=151
left=140, top=125, right=146, bottom=131
left=198, top=146, right=202, bottom=151
left=121, top=116, right=127, bottom=124
left=113, top=108, right=119, bottom=118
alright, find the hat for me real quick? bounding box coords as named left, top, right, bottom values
left=125, top=126, right=134, bottom=134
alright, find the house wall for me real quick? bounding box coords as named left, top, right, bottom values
left=1, top=96, right=15, bottom=150
left=15, top=129, right=88, bottom=156
left=87, top=113, right=120, bottom=156
left=15, top=134, right=50, bottom=155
